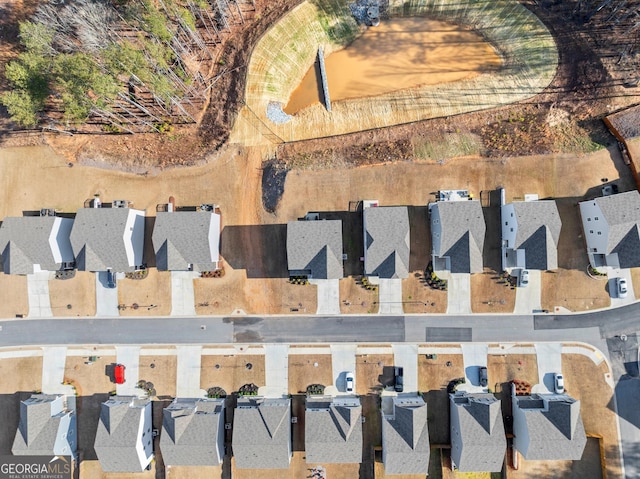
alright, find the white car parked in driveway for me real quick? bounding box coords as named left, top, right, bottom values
left=519, top=270, right=529, bottom=287
left=554, top=372, right=565, bottom=394
left=617, top=277, right=628, bottom=298
left=345, top=372, right=355, bottom=393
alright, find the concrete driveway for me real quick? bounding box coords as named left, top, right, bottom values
left=608, top=268, right=635, bottom=307
left=514, top=269, right=542, bottom=314
left=458, top=343, right=488, bottom=393
left=27, top=272, right=53, bottom=318
left=392, top=344, right=417, bottom=393
left=115, top=346, right=143, bottom=396
left=260, top=344, right=289, bottom=398
left=176, top=346, right=206, bottom=398
left=41, top=347, right=75, bottom=396
left=533, top=342, right=562, bottom=393
left=96, top=272, right=119, bottom=317
left=170, top=271, right=197, bottom=316
left=330, top=344, right=357, bottom=395
left=446, top=273, right=471, bottom=314
left=312, top=279, right=340, bottom=315
left=377, top=278, right=403, bottom=314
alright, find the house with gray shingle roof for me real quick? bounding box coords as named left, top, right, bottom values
left=287, top=219, right=343, bottom=279
left=70, top=206, right=145, bottom=273
left=579, top=191, right=640, bottom=268
left=94, top=396, right=153, bottom=473
left=363, top=205, right=410, bottom=279
left=152, top=210, right=221, bottom=272
left=381, top=396, right=429, bottom=475
left=305, top=396, right=362, bottom=464
left=429, top=199, right=486, bottom=273
left=232, top=397, right=291, bottom=469
left=160, top=398, right=225, bottom=466
left=501, top=199, right=562, bottom=271
left=512, top=392, right=586, bottom=461
left=450, top=392, right=506, bottom=472
left=0, top=216, right=74, bottom=275
left=12, top=394, right=76, bottom=458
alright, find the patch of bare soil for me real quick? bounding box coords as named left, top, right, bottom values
left=471, top=270, right=516, bottom=313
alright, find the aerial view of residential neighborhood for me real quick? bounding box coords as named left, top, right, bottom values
left=2, top=0, right=640, bottom=478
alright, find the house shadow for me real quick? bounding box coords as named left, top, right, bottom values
left=310, top=210, right=363, bottom=277
left=221, top=224, right=288, bottom=278
left=481, top=189, right=502, bottom=273
left=77, top=393, right=110, bottom=461
left=408, top=206, right=429, bottom=272
left=143, top=216, right=156, bottom=268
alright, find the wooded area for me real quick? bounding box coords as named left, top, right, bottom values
left=0, top=0, right=255, bottom=132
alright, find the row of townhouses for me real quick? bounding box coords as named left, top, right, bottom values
left=10, top=389, right=586, bottom=474
left=1, top=189, right=639, bottom=277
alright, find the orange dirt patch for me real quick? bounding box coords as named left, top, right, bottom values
left=356, top=353, right=394, bottom=395
left=403, top=273, right=448, bottom=314
left=340, top=276, right=379, bottom=314
left=0, top=356, right=42, bottom=393
left=117, top=269, right=171, bottom=317
left=470, top=270, right=516, bottom=313
left=63, top=354, right=117, bottom=396
left=288, top=353, right=333, bottom=394
left=48, top=272, right=96, bottom=317
left=200, top=352, right=265, bottom=396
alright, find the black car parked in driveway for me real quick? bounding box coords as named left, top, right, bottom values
left=394, top=366, right=404, bottom=392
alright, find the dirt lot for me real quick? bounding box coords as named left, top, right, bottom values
left=487, top=352, right=539, bottom=397
left=560, top=353, right=623, bottom=478
left=79, top=460, right=156, bottom=479
left=0, top=356, right=42, bottom=392
left=63, top=354, right=117, bottom=396
left=200, top=352, right=265, bottom=395
left=166, top=465, right=222, bottom=479
left=138, top=350, right=177, bottom=399
left=0, top=274, right=27, bottom=318
left=340, top=277, right=379, bottom=314
left=356, top=353, right=394, bottom=395
left=470, top=271, right=516, bottom=314
left=402, top=274, right=448, bottom=314
left=117, top=270, right=171, bottom=317
left=288, top=353, right=332, bottom=394
left=49, top=272, right=96, bottom=317
left=231, top=451, right=359, bottom=479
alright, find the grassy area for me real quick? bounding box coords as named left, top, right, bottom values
left=413, top=133, right=483, bottom=161
left=552, top=122, right=608, bottom=154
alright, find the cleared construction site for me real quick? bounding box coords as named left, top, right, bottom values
left=232, top=0, right=558, bottom=145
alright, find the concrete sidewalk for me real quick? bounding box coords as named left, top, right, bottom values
left=27, top=272, right=53, bottom=318
left=171, top=271, right=198, bottom=316
left=176, top=346, right=206, bottom=398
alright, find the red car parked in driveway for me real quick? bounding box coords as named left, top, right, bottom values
left=114, top=364, right=126, bottom=384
